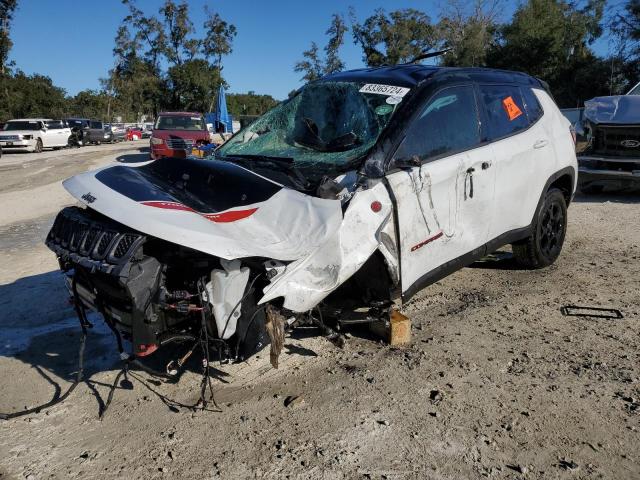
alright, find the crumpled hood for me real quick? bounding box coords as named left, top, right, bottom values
left=63, top=157, right=343, bottom=261
left=584, top=95, right=640, bottom=124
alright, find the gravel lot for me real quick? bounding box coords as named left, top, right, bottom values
left=0, top=143, right=638, bottom=479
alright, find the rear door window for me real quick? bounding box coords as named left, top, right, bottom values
left=479, top=85, right=529, bottom=140
left=393, top=85, right=481, bottom=165
left=522, top=87, right=544, bottom=124
left=46, top=120, right=65, bottom=129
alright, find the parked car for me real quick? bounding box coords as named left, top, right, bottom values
left=150, top=112, right=211, bottom=159
left=46, top=65, right=576, bottom=363
left=0, top=118, right=71, bottom=152
left=141, top=125, right=152, bottom=139
left=44, top=120, right=73, bottom=149
left=66, top=118, right=91, bottom=146
left=106, top=123, right=126, bottom=143
left=126, top=127, right=143, bottom=141
left=83, top=120, right=112, bottom=144
left=576, top=82, right=640, bottom=193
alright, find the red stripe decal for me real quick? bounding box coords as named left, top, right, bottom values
left=140, top=201, right=257, bottom=223
left=410, top=231, right=443, bottom=252
left=203, top=208, right=258, bottom=223
left=140, top=201, right=195, bottom=212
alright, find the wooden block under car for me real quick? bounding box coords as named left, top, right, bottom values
left=369, top=309, right=411, bottom=345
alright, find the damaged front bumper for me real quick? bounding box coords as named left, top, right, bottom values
left=45, top=158, right=402, bottom=362
left=578, top=155, right=640, bottom=190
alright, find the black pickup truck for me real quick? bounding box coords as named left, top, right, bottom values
left=577, top=82, right=640, bottom=193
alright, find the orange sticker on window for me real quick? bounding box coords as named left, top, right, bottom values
left=502, top=96, right=523, bottom=121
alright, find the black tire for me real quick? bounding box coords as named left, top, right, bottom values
left=34, top=138, right=43, bottom=153
left=512, top=188, right=567, bottom=269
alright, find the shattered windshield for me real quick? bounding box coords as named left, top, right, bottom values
left=216, top=81, right=404, bottom=176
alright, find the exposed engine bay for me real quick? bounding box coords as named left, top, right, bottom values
left=45, top=156, right=399, bottom=365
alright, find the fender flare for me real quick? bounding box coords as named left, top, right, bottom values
left=529, top=166, right=576, bottom=226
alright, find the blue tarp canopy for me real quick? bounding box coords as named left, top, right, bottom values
left=206, top=85, right=232, bottom=133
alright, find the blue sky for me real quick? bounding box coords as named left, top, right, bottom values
left=9, top=0, right=612, bottom=100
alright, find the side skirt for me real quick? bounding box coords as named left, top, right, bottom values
left=401, top=225, right=532, bottom=303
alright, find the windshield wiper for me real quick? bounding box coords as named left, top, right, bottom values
left=219, top=153, right=311, bottom=191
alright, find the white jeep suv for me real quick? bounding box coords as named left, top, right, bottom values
left=0, top=118, right=72, bottom=153
left=45, top=66, right=577, bottom=361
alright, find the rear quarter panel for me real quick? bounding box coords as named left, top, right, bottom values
left=536, top=89, right=578, bottom=196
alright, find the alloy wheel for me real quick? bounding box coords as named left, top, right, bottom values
left=539, top=200, right=564, bottom=259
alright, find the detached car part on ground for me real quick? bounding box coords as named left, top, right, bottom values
left=46, top=65, right=577, bottom=369
left=576, top=85, right=640, bottom=193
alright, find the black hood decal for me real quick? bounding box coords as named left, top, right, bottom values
left=96, top=157, right=282, bottom=213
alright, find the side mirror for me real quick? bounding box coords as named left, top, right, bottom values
left=391, top=155, right=421, bottom=169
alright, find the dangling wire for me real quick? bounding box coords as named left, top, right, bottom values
left=197, top=277, right=219, bottom=411
left=0, top=274, right=89, bottom=420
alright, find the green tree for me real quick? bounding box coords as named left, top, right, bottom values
left=67, top=89, right=112, bottom=119
left=610, top=0, right=640, bottom=59
left=2, top=71, right=67, bottom=119
left=121, top=0, right=166, bottom=70
left=202, top=6, right=237, bottom=110
left=108, top=0, right=236, bottom=117
left=0, top=0, right=18, bottom=119
left=166, top=59, right=222, bottom=112
left=226, top=92, right=278, bottom=116
left=0, top=0, right=17, bottom=75
left=295, top=42, right=323, bottom=82
left=608, top=0, right=640, bottom=92
left=295, top=13, right=347, bottom=82
left=202, top=7, right=237, bottom=71
left=351, top=8, right=437, bottom=66
left=438, top=0, right=503, bottom=67
left=487, top=0, right=606, bottom=106
left=107, top=19, right=163, bottom=121
left=160, top=0, right=198, bottom=65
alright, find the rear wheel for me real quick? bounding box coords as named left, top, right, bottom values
left=34, top=139, right=43, bottom=153
left=513, top=188, right=567, bottom=269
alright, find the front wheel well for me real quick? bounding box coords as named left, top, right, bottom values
left=548, top=173, right=573, bottom=206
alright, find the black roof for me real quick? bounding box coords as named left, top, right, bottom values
left=322, top=64, right=542, bottom=89
left=323, top=64, right=440, bottom=88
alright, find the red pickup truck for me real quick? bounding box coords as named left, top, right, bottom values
left=150, top=112, right=211, bottom=160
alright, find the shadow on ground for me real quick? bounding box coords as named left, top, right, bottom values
left=116, top=146, right=151, bottom=163
left=469, top=250, right=520, bottom=270
left=573, top=191, right=640, bottom=204
left=0, top=270, right=206, bottom=417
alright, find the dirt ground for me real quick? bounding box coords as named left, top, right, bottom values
left=0, top=143, right=638, bottom=480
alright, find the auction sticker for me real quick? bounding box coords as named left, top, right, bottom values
left=360, top=84, right=410, bottom=97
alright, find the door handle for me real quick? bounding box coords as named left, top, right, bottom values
left=533, top=139, right=548, bottom=149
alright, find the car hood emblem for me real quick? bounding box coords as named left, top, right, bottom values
left=621, top=139, right=640, bottom=148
